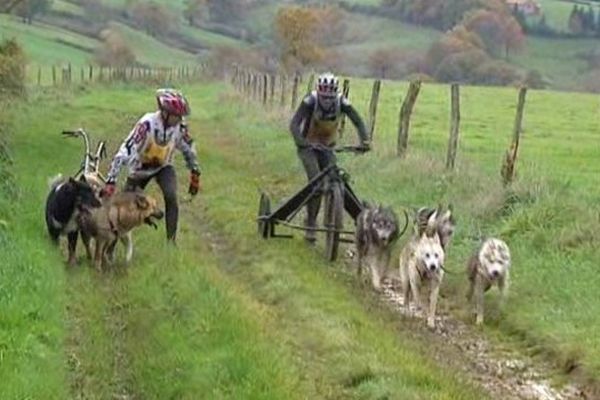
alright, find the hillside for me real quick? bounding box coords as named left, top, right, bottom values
left=2, top=0, right=600, bottom=92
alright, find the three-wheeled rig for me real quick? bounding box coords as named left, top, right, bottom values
left=257, top=145, right=368, bottom=262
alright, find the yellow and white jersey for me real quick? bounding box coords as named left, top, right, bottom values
left=107, top=111, right=199, bottom=181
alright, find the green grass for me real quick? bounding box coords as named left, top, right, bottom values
left=0, top=83, right=490, bottom=399
left=180, top=24, right=246, bottom=48
left=0, top=14, right=97, bottom=66
left=101, top=0, right=187, bottom=11
left=106, top=22, right=198, bottom=66
left=52, top=0, right=85, bottom=17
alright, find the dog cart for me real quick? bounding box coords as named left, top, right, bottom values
left=61, top=128, right=108, bottom=187
left=257, top=145, right=367, bottom=262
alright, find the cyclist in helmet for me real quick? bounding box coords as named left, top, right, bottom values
left=289, top=72, right=371, bottom=244
left=104, top=88, right=201, bottom=243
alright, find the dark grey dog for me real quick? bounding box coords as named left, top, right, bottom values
left=355, top=204, right=401, bottom=291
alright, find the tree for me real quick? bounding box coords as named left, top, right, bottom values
left=315, top=6, right=347, bottom=46
left=275, top=6, right=323, bottom=70
left=569, top=5, right=583, bottom=35
left=463, top=9, right=525, bottom=58
left=0, top=38, right=26, bottom=96
left=585, top=6, right=595, bottom=34
left=184, top=0, right=207, bottom=26
left=369, top=48, right=399, bottom=78
left=14, top=0, right=51, bottom=24
left=131, top=2, right=175, bottom=38
left=94, top=29, right=136, bottom=67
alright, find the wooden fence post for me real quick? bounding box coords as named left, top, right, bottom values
left=367, top=79, right=381, bottom=140
left=446, top=83, right=461, bottom=170
left=37, top=66, right=41, bottom=86
left=52, top=65, right=56, bottom=86
left=397, top=80, right=422, bottom=158
left=501, top=87, right=528, bottom=186
left=280, top=74, right=287, bottom=107
left=252, top=74, right=258, bottom=100
left=291, top=73, right=300, bottom=110
left=262, top=74, right=268, bottom=105
left=338, top=79, right=351, bottom=137
left=269, top=74, right=275, bottom=104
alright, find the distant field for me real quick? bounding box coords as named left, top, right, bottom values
left=0, top=14, right=97, bottom=66
left=52, top=0, right=85, bottom=16
left=104, top=22, right=199, bottom=65
left=180, top=24, right=246, bottom=48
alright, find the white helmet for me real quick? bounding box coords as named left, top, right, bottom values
left=316, top=72, right=339, bottom=96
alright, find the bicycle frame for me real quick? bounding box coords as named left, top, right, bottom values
left=62, top=128, right=108, bottom=183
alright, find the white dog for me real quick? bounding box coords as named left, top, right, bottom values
left=399, top=210, right=446, bottom=328
left=466, top=238, right=511, bottom=325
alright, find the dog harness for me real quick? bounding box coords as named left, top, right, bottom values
left=305, top=91, right=343, bottom=146
left=140, top=133, right=175, bottom=168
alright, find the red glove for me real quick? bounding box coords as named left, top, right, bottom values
left=102, top=182, right=116, bottom=198
left=188, top=170, right=201, bottom=196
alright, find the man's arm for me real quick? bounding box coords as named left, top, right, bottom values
left=106, top=120, right=149, bottom=183
left=175, top=122, right=200, bottom=174
left=289, top=96, right=314, bottom=148
left=341, top=98, right=370, bottom=144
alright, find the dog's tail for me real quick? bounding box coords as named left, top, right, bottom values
left=48, top=173, right=64, bottom=190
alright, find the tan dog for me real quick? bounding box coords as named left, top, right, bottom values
left=78, top=191, right=164, bottom=270
left=399, top=210, right=446, bottom=328
left=466, top=238, right=511, bottom=325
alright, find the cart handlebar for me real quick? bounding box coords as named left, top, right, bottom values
left=308, top=144, right=369, bottom=154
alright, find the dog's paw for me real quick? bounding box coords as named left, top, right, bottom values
left=427, top=317, right=436, bottom=329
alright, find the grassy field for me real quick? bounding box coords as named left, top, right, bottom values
left=0, top=83, right=493, bottom=399
left=106, top=22, right=199, bottom=66
left=0, top=14, right=98, bottom=66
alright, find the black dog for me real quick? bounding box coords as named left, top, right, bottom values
left=45, top=175, right=101, bottom=265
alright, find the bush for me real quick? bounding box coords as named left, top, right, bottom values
left=472, top=59, right=521, bottom=86
left=93, top=29, right=136, bottom=67
left=434, top=49, right=488, bottom=83
left=0, top=39, right=26, bottom=97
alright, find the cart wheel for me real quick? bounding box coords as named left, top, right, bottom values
left=323, top=183, right=344, bottom=262
left=257, top=192, right=272, bottom=239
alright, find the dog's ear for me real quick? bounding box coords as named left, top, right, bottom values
left=135, top=194, right=150, bottom=210
left=424, top=210, right=438, bottom=237
left=79, top=174, right=87, bottom=183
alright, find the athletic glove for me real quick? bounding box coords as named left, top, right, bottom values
left=102, top=181, right=116, bottom=198
left=188, top=169, right=201, bottom=196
